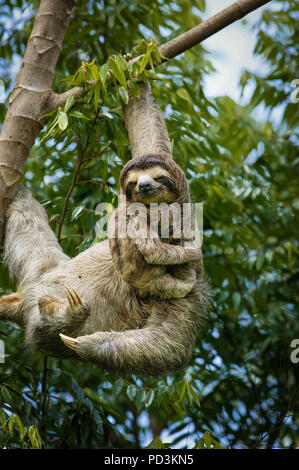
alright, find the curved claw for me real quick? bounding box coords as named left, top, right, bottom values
left=65, top=287, right=83, bottom=309
left=60, top=333, right=79, bottom=351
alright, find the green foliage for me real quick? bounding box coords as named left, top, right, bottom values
left=0, top=405, right=43, bottom=449
left=42, top=38, right=165, bottom=141
left=0, top=0, right=298, bottom=449
left=194, top=432, right=226, bottom=449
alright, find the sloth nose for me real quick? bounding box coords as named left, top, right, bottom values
left=139, top=181, right=154, bottom=192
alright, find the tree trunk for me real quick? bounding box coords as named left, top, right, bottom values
left=0, top=0, right=76, bottom=241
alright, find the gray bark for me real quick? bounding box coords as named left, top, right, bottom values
left=0, top=0, right=77, bottom=241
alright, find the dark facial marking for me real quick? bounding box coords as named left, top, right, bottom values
left=154, top=176, right=176, bottom=192
left=125, top=181, right=136, bottom=200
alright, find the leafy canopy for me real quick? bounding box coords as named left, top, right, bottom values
left=0, top=0, right=298, bottom=449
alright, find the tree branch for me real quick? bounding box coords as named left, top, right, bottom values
left=266, top=409, right=289, bottom=449
left=55, top=0, right=272, bottom=108
left=159, top=0, right=271, bottom=61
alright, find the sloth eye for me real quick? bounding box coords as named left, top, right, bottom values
left=154, top=176, right=169, bottom=184
left=127, top=181, right=137, bottom=188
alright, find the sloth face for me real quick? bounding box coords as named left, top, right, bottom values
left=123, top=166, right=177, bottom=204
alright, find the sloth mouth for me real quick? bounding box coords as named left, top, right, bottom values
left=135, top=187, right=162, bottom=204
left=138, top=187, right=160, bottom=197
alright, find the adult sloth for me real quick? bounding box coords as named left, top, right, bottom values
left=0, top=82, right=208, bottom=376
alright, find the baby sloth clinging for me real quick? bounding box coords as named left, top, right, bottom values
left=109, top=154, right=201, bottom=299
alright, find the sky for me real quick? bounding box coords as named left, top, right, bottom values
left=201, top=0, right=271, bottom=102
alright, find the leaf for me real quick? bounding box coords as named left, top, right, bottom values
left=145, top=390, right=155, bottom=408
left=194, top=437, right=205, bottom=449
left=94, top=81, right=101, bottom=111
left=100, top=63, right=109, bottom=85
left=113, top=378, right=123, bottom=397
left=8, top=416, right=14, bottom=435
left=177, top=380, right=187, bottom=403
left=64, top=95, right=74, bottom=113
left=136, top=388, right=146, bottom=412
left=90, top=64, right=99, bottom=81
left=28, top=426, right=42, bottom=449
left=109, top=56, right=127, bottom=88
left=1, top=386, right=12, bottom=404
left=69, top=110, right=89, bottom=119
left=196, top=0, right=206, bottom=12
left=188, top=384, right=200, bottom=407
left=100, top=63, right=109, bottom=99
left=232, top=292, right=242, bottom=309
left=153, top=437, right=165, bottom=449
left=127, top=384, right=137, bottom=401
left=71, top=205, right=85, bottom=221
left=0, top=409, right=6, bottom=429
left=71, top=378, right=85, bottom=402
left=40, top=114, right=59, bottom=142
left=256, top=252, right=265, bottom=270
left=176, top=88, right=191, bottom=102
left=139, top=53, right=150, bottom=73
left=219, top=290, right=229, bottom=303
left=127, top=80, right=140, bottom=98
left=107, top=13, right=115, bottom=28
left=203, top=431, right=212, bottom=449
left=118, top=85, right=129, bottom=104
left=58, top=111, right=68, bottom=131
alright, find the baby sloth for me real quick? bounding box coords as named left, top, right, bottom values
left=109, top=154, right=200, bottom=299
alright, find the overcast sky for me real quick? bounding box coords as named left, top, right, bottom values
left=201, top=0, right=272, bottom=101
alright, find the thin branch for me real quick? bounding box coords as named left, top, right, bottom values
left=222, top=252, right=244, bottom=295
left=57, top=111, right=100, bottom=242
left=41, top=355, right=48, bottom=418
left=52, top=86, right=88, bottom=109
left=159, top=0, right=271, bottom=61
left=266, top=409, right=290, bottom=449
left=57, top=146, right=86, bottom=243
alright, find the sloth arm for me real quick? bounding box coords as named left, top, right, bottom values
left=135, top=236, right=201, bottom=265
left=60, top=306, right=198, bottom=376
left=109, top=212, right=197, bottom=298
left=110, top=233, right=196, bottom=298
left=138, top=268, right=197, bottom=299
left=128, top=212, right=202, bottom=266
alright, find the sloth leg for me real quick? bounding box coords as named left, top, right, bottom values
left=38, top=287, right=89, bottom=330
left=60, top=319, right=194, bottom=376
left=0, top=292, right=24, bottom=325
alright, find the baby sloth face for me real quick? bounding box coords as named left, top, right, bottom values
left=123, top=166, right=177, bottom=204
